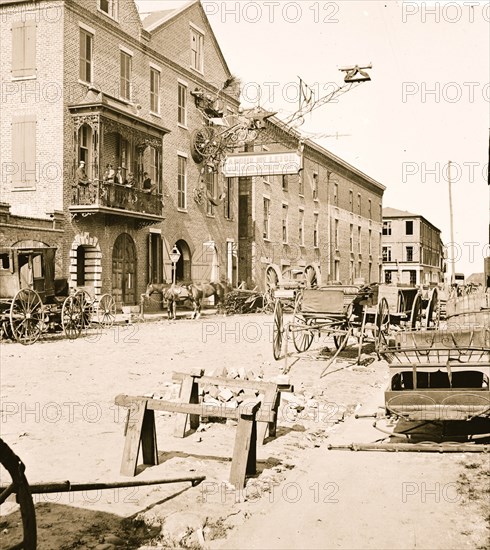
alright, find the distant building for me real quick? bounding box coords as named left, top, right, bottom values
left=382, top=207, right=445, bottom=286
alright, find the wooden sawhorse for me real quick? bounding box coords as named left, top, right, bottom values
left=115, top=394, right=273, bottom=489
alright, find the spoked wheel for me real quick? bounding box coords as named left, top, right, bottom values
left=333, top=303, right=354, bottom=350
left=425, top=287, right=440, bottom=329
left=272, top=299, right=284, bottom=360
left=9, top=289, right=44, bottom=345
left=292, top=292, right=314, bottom=352
left=190, top=127, right=219, bottom=164
left=333, top=329, right=350, bottom=350
left=61, top=295, right=83, bottom=339
left=74, top=290, right=93, bottom=330
left=0, top=438, right=37, bottom=549
left=97, top=294, right=116, bottom=328
left=265, top=265, right=281, bottom=310
left=409, top=294, right=422, bottom=330
left=374, top=297, right=390, bottom=357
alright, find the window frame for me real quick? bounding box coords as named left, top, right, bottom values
left=299, top=208, right=305, bottom=246
left=224, top=177, right=233, bottom=220
left=79, top=27, right=93, bottom=84
left=190, top=26, right=204, bottom=73
left=313, top=212, right=319, bottom=248
left=382, top=221, right=392, bottom=236
left=177, top=154, right=187, bottom=211
left=98, top=0, right=118, bottom=20
left=282, top=203, right=289, bottom=244
left=382, top=246, right=392, bottom=262
left=406, top=220, right=414, bottom=235
left=263, top=196, right=271, bottom=240
left=177, top=81, right=188, bottom=127
left=119, top=49, right=132, bottom=101
left=150, top=66, right=161, bottom=115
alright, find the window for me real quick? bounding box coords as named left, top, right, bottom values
left=206, top=168, right=216, bottom=216
left=368, top=229, right=372, bottom=254
left=282, top=204, right=288, bottom=243
left=224, top=178, right=233, bottom=220
left=357, top=193, right=361, bottom=214
left=299, top=209, right=304, bottom=245
left=406, top=220, right=413, bottom=235
left=99, top=0, right=118, bottom=18
left=148, top=232, right=163, bottom=284
left=120, top=51, right=132, bottom=100
left=12, top=20, right=36, bottom=79
left=263, top=197, right=271, bottom=240
left=12, top=114, right=36, bottom=188
left=282, top=175, right=288, bottom=191
left=385, top=270, right=392, bottom=284
left=190, top=27, right=204, bottom=72
left=299, top=174, right=304, bottom=196
left=177, top=155, right=187, bottom=210
left=382, top=221, right=392, bottom=236
left=409, top=270, right=417, bottom=285
left=76, top=246, right=85, bottom=286
left=313, top=213, right=319, bottom=247
left=78, top=125, right=93, bottom=176
left=406, top=246, right=413, bottom=262
left=178, top=82, right=187, bottom=125
left=150, top=68, right=160, bottom=114
left=350, top=224, right=353, bottom=252
left=313, top=172, right=319, bottom=200
left=382, top=246, right=392, bottom=262
left=349, top=190, right=353, bottom=212
left=149, top=147, right=161, bottom=194
left=368, top=199, right=372, bottom=219
left=334, top=219, right=339, bottom=249
left=79, top=28, right=92, bottom=83
left=358, top=226, right=361, bottom=253
left=333, top=183, right=338, bottom=206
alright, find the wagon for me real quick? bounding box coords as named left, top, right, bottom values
left=380, top=327, right=490, bottom=422
left=271, top=283, right=441, bottom=364
left=0, top=245, right=115, bottom=345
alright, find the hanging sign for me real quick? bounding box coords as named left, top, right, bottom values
left=223, top=151, right=302, bottom=177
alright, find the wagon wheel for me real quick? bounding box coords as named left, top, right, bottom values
left=409, top=294, right=422, bottom=330
left=74, top=290, right=92, bottom=330
left=292, top=291, right=314, bottom=352
left=61, top=295, right=83, bottom=339
left=97, top=294, right=116, bottom=328
left=374, top=297, right=390, bottom=357
left=265, top=265, right=281, bottom=304
left=425, top=287, right=440, bottom=329
left=0, top=438, right=37, bottom=549
left=333, top=303, right=354, bottom=350
left=9, top=289, right=44, bottom=345
left=304, top=264, right=320, bottom=289
left=190, top=127, right=219, bottom=164
left=272, top=299, right=284, bottom=360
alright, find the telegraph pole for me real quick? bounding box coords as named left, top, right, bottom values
left=448, top=160, right=456, bottom=284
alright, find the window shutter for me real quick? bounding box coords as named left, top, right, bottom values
left=12, top=21, right=36, bottom=78
left=11, top=21, right=25, bottom=77
left=12, top=115, right=36, bottom=188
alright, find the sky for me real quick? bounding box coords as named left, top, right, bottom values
left=136, top=0, right=490, bottom=277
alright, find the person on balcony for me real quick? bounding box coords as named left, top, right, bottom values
left=125, top=173, right=135, bottom=187
left=76, top=161, right=90, bottom=185
left=103, top=164, right=115, bottom=183
left=115, top=167, right=124, bottom=185
left=143, top=172, right=156, bottom=194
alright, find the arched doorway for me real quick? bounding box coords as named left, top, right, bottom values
left=174, top=239, right=191, bottom=283
left=112, top=233, right=137, bottom=305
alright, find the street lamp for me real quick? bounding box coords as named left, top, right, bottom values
left=169, top=245, right=181, bottom=285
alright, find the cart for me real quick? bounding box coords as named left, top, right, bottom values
left=0, top=245, right=115, bottom=344
left=380, top=327, right=490, bottom=422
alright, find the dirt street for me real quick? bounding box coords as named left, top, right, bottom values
left=0, top=312, right=489, bottom=549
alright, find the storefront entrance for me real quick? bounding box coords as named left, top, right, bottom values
left=112, top=233, right=137, bottom=305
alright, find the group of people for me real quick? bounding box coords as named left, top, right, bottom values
left=75, top=161, right=156, bottom=194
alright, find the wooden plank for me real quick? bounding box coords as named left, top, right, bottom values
left=141, top=408, right=158, bottom=467
left=120, top=399, right=147, bottom=477
left=174, top=372, right=203, bottom=438
left=115, top=395, right=276, bottom=423
left=229, top=410, right=258, bottom=489
left=256, top=385, right=279, bottom=443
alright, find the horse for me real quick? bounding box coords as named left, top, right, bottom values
left=145, top=283, right=187, bottom=320
left=186, top=281, right=230, bottom=319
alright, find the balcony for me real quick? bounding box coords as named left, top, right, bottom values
left=68, top=88, right=170, bottom=225
left=70, top=180, right=164, bottom=223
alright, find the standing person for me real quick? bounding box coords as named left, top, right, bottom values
left=143, top=172, right=156, bottom=194
left=115, top=167, right=124, bottom=185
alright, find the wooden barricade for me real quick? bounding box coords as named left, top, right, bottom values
left=115, top=394, right=273, bottom=489
left=172, top=370, right=293, bottom=444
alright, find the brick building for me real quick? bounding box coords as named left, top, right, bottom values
left=236, top=117, right=385, bottom=291
left=0, top=0, right=240, bottom=306
left=381, top=207, right=445, bottom=286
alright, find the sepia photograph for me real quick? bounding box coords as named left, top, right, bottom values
left=0, top=1, right=489, bottom=549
